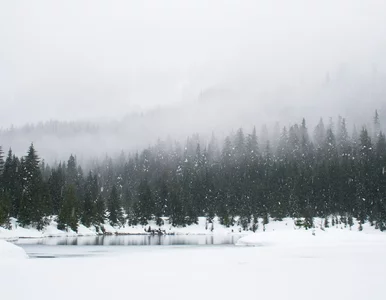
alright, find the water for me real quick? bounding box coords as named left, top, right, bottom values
left=15, top=234, right=245, bottom=259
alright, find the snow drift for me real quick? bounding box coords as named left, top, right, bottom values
left=0, top=240, right=28, bottom=261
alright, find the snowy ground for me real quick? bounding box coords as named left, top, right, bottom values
left=1, top=228, right=385, bottom=300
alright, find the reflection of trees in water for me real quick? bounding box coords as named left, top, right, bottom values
left=26, top=234, right=246, bottom=246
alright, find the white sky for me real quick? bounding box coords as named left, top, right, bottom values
left=1, top=0, right=385, bottom=128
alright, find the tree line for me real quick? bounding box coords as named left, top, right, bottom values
left=0, top=111, right=386, bottom=232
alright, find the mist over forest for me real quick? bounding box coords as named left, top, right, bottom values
left=1, top=1, right=386, bottom=163
left=1, top=67, right=386, bottom=165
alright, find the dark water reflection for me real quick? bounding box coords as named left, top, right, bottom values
left=16, top=234, right=245, bottom=247
left=15, top=235, right=245, bottom=259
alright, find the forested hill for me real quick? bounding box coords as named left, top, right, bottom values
left=0, top=111, right=386, bottom=232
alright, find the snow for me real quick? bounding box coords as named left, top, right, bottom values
left=1, top=229, right=386, bottom=300
left=1, top=216, right=384, bottom=240
left=0, top=240, right=28, bottom=260
left=235, top=217, right=386, bottom=246
left=1, top=217, right=386, bottom=299
left=236, top=228, right=385, bottom=247
left=0, top=218, right=98, bottom=239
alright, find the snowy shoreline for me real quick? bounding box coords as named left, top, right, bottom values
left=0, top=216, right=251, bottom=240
left=1, top=216, right=384, bottom=240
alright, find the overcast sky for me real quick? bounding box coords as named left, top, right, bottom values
left=1, top=0, right=386, bottom=128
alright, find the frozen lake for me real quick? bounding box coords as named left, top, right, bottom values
left=14, top=234, right=245, bottom=258
left=2, top=230, right=386, bottom=300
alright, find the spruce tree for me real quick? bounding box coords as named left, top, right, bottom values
left=81, top=171, right=96, bottom=227
left=48, top=163, right=65, bottom=215
left=57, top=184, right=79, bottom=232
left=94, top=192, right=106, bottom=226
left=2, top=149, right=22, bottom=218
left=0, top=190, right=11, bottom=227
left=135, top=179, right=153, bottom=225
left=107, top=185, right=123, bottom=226
left=314, top=118, right=326, bottom=150
left=374, top=110, right=381, bottom=142
left=18, top=144, right=46, bottom=229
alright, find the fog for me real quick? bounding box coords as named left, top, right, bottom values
left=1, top=0, right=386, bottom=162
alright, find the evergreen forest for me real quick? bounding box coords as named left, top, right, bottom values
left=1, top=111, right=386, bottom=232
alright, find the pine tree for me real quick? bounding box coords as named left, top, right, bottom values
left=260, top=125, right=269, bottom=152
left=94, top=190, right=106, bottom=226
left=246, top=126, right=259, bottom=163
left=314, top=118, right=326, bottom=150
left=81, top=171, right=95, bottom=227
left=289, top=124, right=301, bottom=161
left=355, top=127, right=374, bottom=224
left=277, top=127, right=289, bottom=160
left=66, top=155, right=77, bottom=186
left=0, top=190, right=11, bottom=227
left=207, top=132, right=220, bottom=163
left=107, top=185, right=123, bottom=226
left=374, top=110, right=381, bottom=142
left=18, top=144, right=46, bottom=229
left=57, top=184, right=79, bottom=232
left=374, top=132, right=386, bottom=230
left=154, top=176, right=168, bottom=226
left=48, top=163, right=65, bottom=215
left=1, top=149, right=22, bottom=218
left=135, top=178, right=153, bottom=225
left=234, top=128, right=246, bottom=163
left=337, top=118, right=350, bottom=157
left=168, top=181, right=185, bottom=226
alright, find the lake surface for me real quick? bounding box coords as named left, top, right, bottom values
left=14, top=234, right=245, bottom=259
